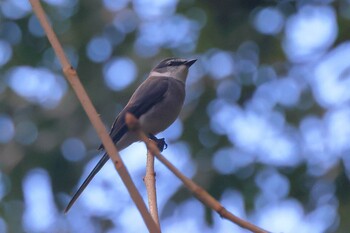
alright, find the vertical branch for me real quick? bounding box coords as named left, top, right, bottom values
left=28, top=1, right=159, bottom=232
left=144, top=149, right=160, bottom=228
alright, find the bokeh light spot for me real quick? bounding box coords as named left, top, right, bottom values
left=1, top=0, right=32, bottom=20
left=208, top=51, right=234, bottom=79
left=0, top=40, right=13, bottom=66
left=61, top=137, right=87, bottom=162
left=255, top=168, right=290, bottom=202
left=283, top=5, right=337, bottom=62
left=8, top=66, right=67, bottom=109
left=22, top=169, right=57, bottom=233
left=103, top=57, right=137, bottom=91
left=0, top=22, right=22, bottom=45
left=43, top=0, right=75, bottom=7
left=0, top=218, right=7, bottom=233
left=133, top=0, right=177, bottom=20
left=216, top=80, right=241, bottom=102
left=212, top=148, right=253, bottom=174
left=28, top=15, right=45, bottom=37
left=113, top=9, right=138, bottom=34
left=312, top=42, right=350, bottom=107
left=0, top=114, right=15, bottom=143
left=86, top=36, right=112, bottom=63
left=254, top=7, right=284, bottom=35
left=103, top=0, right=128, bottom=11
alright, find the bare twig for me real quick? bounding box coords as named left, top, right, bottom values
left=29, top=1, right=159, bottom=232
left=125, top=113, right=270, bottom=233
left=144, top=149, right=161, bottom=228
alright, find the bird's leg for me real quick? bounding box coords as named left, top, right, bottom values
left=148, top=134, right=168, bottom=152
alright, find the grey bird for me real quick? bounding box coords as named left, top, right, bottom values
left=64, top=57, right=197, bottom=213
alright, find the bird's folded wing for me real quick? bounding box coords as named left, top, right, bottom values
left=100, top=76, right=170, bottom=149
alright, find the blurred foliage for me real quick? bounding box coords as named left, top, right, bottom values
left=1, top=0, right=350, bottom=232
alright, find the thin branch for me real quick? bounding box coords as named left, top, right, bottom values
left=28, top=1, right=159, bottom=232
left=144, top=149, right=161, bottom=228
left=125, top=113, right=271, bottom=233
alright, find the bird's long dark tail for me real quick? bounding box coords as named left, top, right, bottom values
left=64, top=152, right=109, bottom=213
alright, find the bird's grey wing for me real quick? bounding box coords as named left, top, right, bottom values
left=101, top=76, right=170, bottom=148
left=65, top=77, right=170, bottom=213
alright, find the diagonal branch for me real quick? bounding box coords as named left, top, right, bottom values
left=28, top=1, right=159, bottom=232
left=125, top=113, right=271, bottom=233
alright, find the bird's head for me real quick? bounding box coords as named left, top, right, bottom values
left=150, top=58, right=197, bottom=82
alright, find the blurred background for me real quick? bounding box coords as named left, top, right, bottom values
left=1, top=0, right=350, bottom=232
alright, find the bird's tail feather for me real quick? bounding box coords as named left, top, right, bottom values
left=64, top=152, right=109, bottom=213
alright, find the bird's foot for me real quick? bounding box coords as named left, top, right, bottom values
left=148, top=134, right=168, bottom=152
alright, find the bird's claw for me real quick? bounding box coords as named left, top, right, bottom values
left=148, top=134, right=168, bottom=152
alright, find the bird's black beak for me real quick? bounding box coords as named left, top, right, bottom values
left=184, top=59, right=197, bottom=67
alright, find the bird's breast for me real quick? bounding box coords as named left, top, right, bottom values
left=139, top=79, right=185, bottom=134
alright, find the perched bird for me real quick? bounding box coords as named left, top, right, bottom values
left=65, top=57, right=197, bottom=213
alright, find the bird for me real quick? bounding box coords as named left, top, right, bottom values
left=64, top=57, right=197, bottom=213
